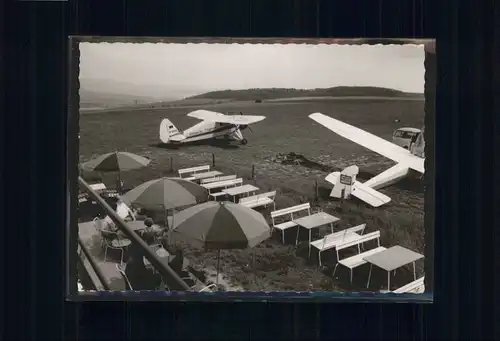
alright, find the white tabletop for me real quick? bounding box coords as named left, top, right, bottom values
left=202, top=179, right=242, bottom=190
left=363, top=245, right=424, bottom=272
left=293, top=212, right=340, bottom=230
left=191, top=170, right=223, bottom=180
left=89, top=183, right=106, bottom=191
left=222, top=184, right=259, bottom=196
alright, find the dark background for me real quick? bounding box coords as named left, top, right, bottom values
left=3, top=0, right=499, bottom=340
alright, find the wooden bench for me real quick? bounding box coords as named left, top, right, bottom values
left=201, top=174, right=237, bottom=184
left=310, top=224, right=366, bottom=267
left=178, top=165, right=210, bottom=180
left=208, top=178, right=243, bottom=200
left=239, top=191, right=277, bottom=210
left=270, top=203, right=311, bottom=244
left=333, top=231, right=386, bottom=284
left=392, top=276, right=425, bottom=294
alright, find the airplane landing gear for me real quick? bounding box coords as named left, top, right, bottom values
left=241, top=139, right=248, bottom=145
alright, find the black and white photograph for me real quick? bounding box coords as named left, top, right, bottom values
left=75, top=39, right=431, bottom=294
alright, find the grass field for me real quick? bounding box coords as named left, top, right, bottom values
left=79, top=97, right=426, bottom=292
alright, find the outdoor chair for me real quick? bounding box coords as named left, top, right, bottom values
left=100, top=229, right=132, bottom=265
left=116, top=263, right=134, bottom=290
left=92, top=217, right=105, bottom=248
left=199, top=283, right=217, bottom=292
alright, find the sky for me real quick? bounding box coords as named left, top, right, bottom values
left=79, top=43, right=425, bottom=99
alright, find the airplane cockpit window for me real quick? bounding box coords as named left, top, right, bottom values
left=402, top=131, right=416, bottom=139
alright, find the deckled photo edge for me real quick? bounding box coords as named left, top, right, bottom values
left=70, top=37, right=434, bottom=302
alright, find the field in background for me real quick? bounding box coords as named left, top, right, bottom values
left=79, top=98, right=426, bottom=292
left=79, top=86, right=423, bottom=112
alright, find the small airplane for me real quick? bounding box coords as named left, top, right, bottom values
left=159, top=110, right=266, bottom=145
left=309, top=112, right=425, bottom=207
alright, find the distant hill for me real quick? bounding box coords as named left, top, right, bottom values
left=79, top=86, right=423, bottom=112
left=186, top=86, right=422, bottom=101
left=79, top=89, right=158, bottom=109
left=79, top=78, right=200, bottom=102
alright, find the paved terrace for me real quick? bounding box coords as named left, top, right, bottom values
left=79, top=221, right=126, bottom=290
left=78, top=218, right=243, bottom=291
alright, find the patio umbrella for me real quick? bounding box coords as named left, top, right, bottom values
left=170, top=201, right=271, bottom=285
left=80, top=151, right=151, bottom=192
left=81, top=151, right=151, bottom=172
left=120, top=177, right=208, bottom=229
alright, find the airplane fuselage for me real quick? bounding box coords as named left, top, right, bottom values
left=308, top=112, right=425, bottom=192
left=178, top=121, right=245, bottom=144
left=159, top=110, right=266, bottom=146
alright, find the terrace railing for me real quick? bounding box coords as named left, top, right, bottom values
left=78, top=176, right=192, bottom=291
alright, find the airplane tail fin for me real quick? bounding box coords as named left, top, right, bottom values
left=328, top=165, right=359, bottom=199
left=159, top=119, right=184, bottom=143
left=326, top=165, right=391, bottom=207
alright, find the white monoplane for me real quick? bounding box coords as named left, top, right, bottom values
left=309, top=112, right=425, bottom=207
left=159, top=110, right=266, bottom=146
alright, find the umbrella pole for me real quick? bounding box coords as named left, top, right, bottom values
left=216, top=249, right=221, bottom=286
left=117, top=172, right=122, bottom=194
left=164, top=208, right=169, bottom=247
left=171, top=210, right=175, bottom=247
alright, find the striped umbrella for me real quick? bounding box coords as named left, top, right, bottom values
left=80, top=151, right=151, bottom=193
left=81, top=151, right=151, bottom=172
left=120, top=177, right=208, bottom=229
left=170, top=201, right=271, bottom=285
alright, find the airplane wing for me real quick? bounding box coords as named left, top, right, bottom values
left=188, top=110, right=266, bottom=125
left=187, top=110, right=226, bottom=121
left=309, top=113, right=424, bottom=174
